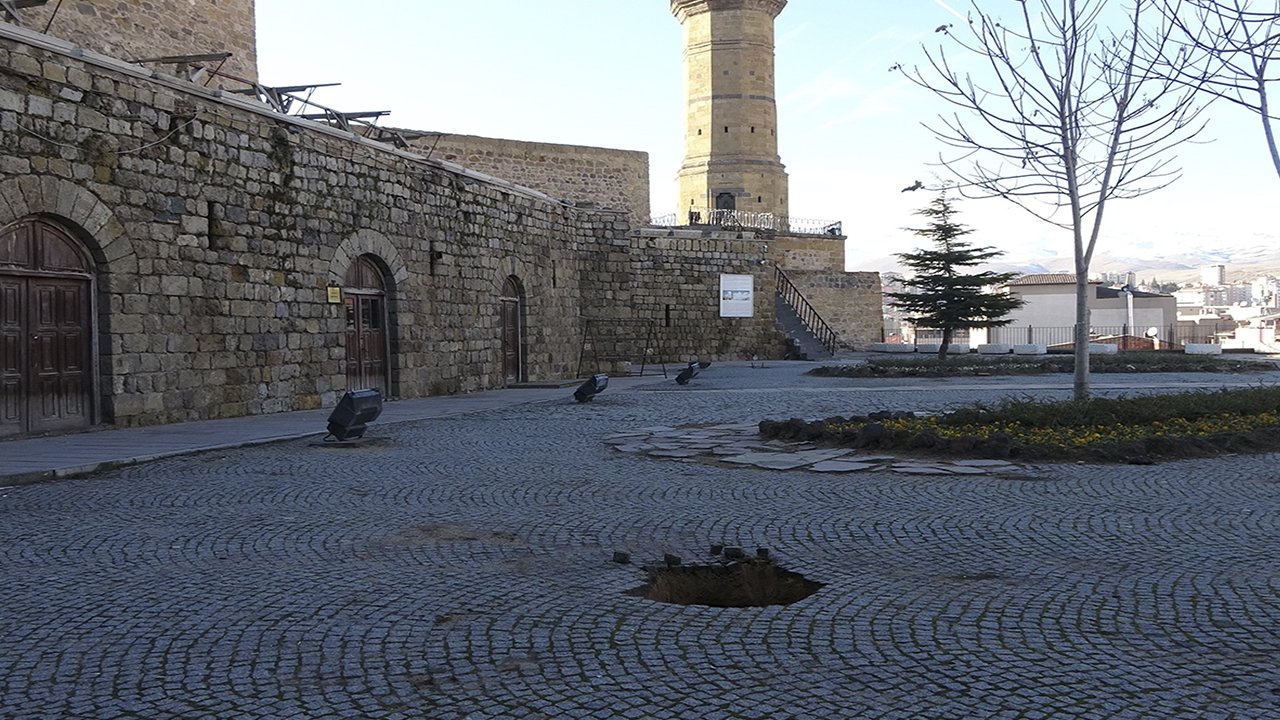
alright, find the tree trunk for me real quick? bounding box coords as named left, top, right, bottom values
left=938, top=326, right=952, bottom=362
left=1073, top=275, right=1091, bottom=401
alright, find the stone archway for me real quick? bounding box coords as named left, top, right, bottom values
left=330, top=231, right=407, bottom=398
left=0, top=217, right=95, bottom=437
left=0, top=179, right=134, bottom=433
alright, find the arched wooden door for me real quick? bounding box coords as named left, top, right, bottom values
left=343, top=256, right=389, bottom=394
left=0, top=218, right=94, bottom=438
left=499, top=276, right=524, bottom=385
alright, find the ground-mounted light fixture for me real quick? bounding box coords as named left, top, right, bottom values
left=676, top=361, right=699, bottom=385
left=325, top=389, right=383, bottom=441
left=573, top=374, right=609, bottom=403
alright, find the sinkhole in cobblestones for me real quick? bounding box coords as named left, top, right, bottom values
left=629, top=559, right=823, bottom=608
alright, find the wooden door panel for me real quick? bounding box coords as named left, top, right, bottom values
left=28, top=278, right=90, bottom=433
left=345, top=294, right=387, bottom=393
left=360, top=296, right=385, bottom=392
left=0, top=276, right=23, bottom=437
left=0, top=218, right=94, bottom=437
left=501, top=299, right=520, bottom=384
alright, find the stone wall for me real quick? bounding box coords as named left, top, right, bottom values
left=0, top=24, right=794, bottom=432
left=767, top=231, right=882, bottom=350
left=615, top=228, right=790, bottom=365
left=783, top=269, right=884, bottom=349
left=8, top=0, right=257, bottom=83
left=411, top=133, right=650, bottom=223
left=0, top=25, right=597, bottom=426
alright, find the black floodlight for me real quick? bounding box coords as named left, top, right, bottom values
left=326, top=389, right=383, bottom=440
left=573, top=374, right=609, bottom=403
left=676, top=361, right=699, bottom=385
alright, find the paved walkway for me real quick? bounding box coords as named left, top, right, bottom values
left=2, top=361, right=1279, bottom=719
left=0, top=374, right=669, bottom=484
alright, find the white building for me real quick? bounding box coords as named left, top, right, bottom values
left=986, top=274, right=1177, bottom=347
left=1201, top=264, right=1227, bottom=285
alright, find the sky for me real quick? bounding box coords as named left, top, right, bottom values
left=254, top=1, right=1278, bottom=274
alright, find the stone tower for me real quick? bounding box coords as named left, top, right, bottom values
left=671, top=0, right=789, bottom=222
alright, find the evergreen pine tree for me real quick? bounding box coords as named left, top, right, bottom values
left=887, top=194, right=1023, bottom=360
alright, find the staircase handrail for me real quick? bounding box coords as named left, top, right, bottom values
left=774, top=266, right=838, bottom=355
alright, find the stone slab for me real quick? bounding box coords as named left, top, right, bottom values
left=870, top=343, right=916, bottom=353
left=721, top=453, right=819, bottom=470
left=1013, top=343, right=1048, bottom=355
left=1184, top=343, right=1222, bottom=355
left=891, top=465, right=954, bottom=475
left=807, top=460, right=880, bottom=473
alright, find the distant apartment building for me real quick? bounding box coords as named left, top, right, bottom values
left=1201, top=264, right=1227, bottom=285
left=1176, top=282, right=1255, bottom=310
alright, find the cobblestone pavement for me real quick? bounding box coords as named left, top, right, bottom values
left=3, top=363, right=1279, bottom=719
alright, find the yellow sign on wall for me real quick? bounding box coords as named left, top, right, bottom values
left=327, top=286, right=342, bottom=304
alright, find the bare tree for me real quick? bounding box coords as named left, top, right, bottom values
left=896, top=0, right=1208, bottom=399
left=1161, top=0, right=1280, bottom=179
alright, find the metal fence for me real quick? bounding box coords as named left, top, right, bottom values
left=650, top=209, right=842, bottom=236
left=907, top=325, right=1222, bottom=349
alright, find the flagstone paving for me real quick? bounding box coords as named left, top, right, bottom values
left=604, top=424, right=1021, bottom=476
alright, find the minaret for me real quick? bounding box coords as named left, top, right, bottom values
left=671, top=0, right=789, bottom=223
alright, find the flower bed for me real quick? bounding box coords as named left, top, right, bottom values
left=809, top=353, right=1277, bottom=379
left=759, top=388, right=1280, bottom=462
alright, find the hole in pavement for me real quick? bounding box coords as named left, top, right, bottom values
left=628, top=559, right=822, bottom=608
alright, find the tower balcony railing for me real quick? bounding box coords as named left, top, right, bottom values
left=650, top=208, right=843, bottom=236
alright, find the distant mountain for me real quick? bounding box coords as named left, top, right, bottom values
left=857, top=240, right=1280, bottom=283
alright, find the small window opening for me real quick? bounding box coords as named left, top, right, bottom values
left=665, top=305, right=672, bottom=328
left=724, top=126, right=729, bottom=133
left=751, top=127, right=756, bottom=133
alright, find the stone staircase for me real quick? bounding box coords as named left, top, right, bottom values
left=774, top=294, right=833, bottom=361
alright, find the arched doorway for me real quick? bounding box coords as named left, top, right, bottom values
left=0, top=217, right=95, bottom=438
left=499, top=276, right=524, bottom=386
left=343, top=255, right=390, bottom=394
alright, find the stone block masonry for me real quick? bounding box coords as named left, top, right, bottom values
left=10, top=0, right=258, bottom=84
left=414, top=132, right=651, bottom=224
left=0, top=24, right=794, bottom=430
left=781, top=267, right=883, bottom=350
left=619, top=229, right=790, bottom=362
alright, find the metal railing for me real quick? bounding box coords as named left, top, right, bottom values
left=651, top=209, right=842, bottom=236
left=908, top=325, right=1224, bottom=349
left=776, top=266, right=838, bottom=355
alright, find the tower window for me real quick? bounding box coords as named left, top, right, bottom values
left=697, top=129, right=702, bottom=135
left=751, top=126, right=755, bottom=133
left=757, top=196, right=762, bottom=203
left=724, top=126, right=729, bottom=133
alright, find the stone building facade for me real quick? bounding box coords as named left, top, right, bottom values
left=410, top=133, right=651, bottom=223
left=9, top=0, right=257, bottom=83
